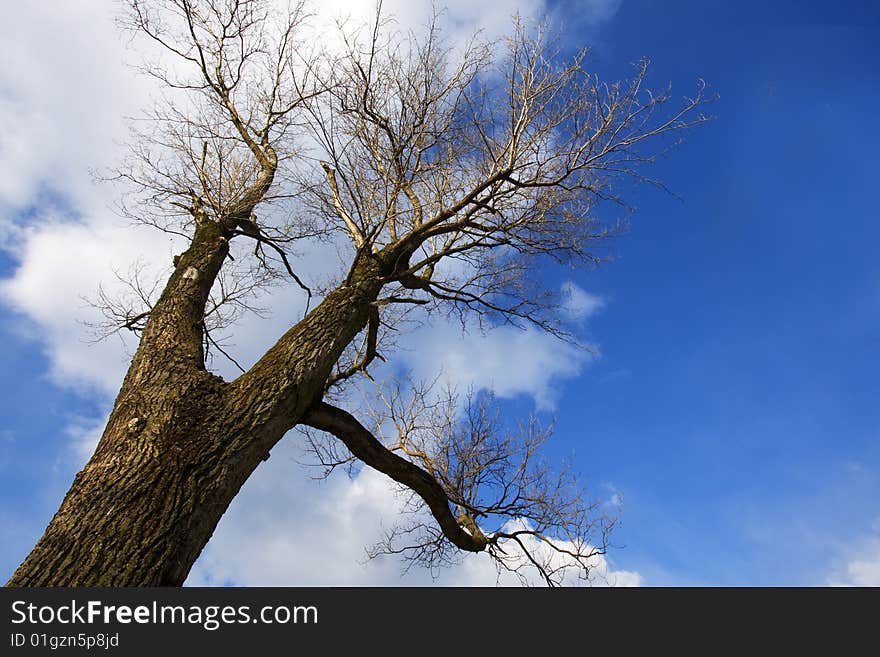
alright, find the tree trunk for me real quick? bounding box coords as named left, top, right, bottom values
left=6, top=226, right=383, bottom=586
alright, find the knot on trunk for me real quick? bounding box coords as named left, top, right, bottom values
left=126, top=417, right=146, bottom=434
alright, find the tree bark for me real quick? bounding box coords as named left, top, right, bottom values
left=6, top=230, right=384, bottom=586
left=302, top=401, right=488, bottom=552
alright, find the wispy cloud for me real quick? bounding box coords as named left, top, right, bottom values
left=561, top=281, right=606, bottom=323
left=828, top=528, right=880, bottom=586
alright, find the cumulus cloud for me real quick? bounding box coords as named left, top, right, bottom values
left=397, top=320, right=594, bottom=411
left=0, top=1, right=177, bottom=397
left=317, top=0, right=546, bottom=44
left=0, top=2, right=149, bottom=216
left=0, top=219, right=179, bottom=396
left=187, top=438, right=639, bottom=587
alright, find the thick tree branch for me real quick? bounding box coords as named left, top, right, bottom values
left=319, top=160, right=366, bottom=247
left=325, top=306, right=383, bottom=389
left=301, top=401, right=489, bottom=553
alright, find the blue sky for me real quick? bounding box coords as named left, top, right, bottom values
left=545, top=0, right=880, bottom=584
left=1, top=0, right=878, bottom=586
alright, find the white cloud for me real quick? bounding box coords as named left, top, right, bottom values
left=0, top=2, right=150, bottom=216
left=187, top=437, right=639, bottom=587
left=0, top=1, right=177, bottom=398
left=0, top=218, right=180, bottom=396
left=561, top=281, right=605, bottom=323
left=566, top=0, right=623, bottom=24
left=318, top=0, right=546, bottom=43
left=396, top=318, right=595, bottom=411
left=449, top=517, right=642, bottom=586
left=188, top=446, right=410, bottom=586
left=63, top=414, right=108, bottom=468
left=836, top=553, right=880, bottom=586
left=828, top=534, right=880, bottom=587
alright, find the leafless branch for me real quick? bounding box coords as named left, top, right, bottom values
left=304, top=380, right=615, bottom=586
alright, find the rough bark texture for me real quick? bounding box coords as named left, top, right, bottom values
left=302, top=402, right=489, bottom=552
left=6, top=228, right=384, bottom=586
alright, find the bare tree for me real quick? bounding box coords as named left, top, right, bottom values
left=6, top=0, right=710, bottom=587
